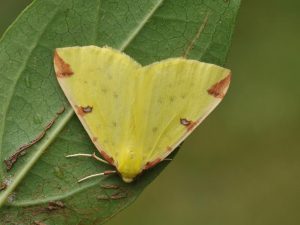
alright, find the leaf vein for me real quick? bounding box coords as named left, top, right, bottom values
left=118, top=0, right=165, bottom=51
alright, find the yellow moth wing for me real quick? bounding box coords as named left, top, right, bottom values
left=134, top=59, right=231, bottom=164
left=54, top=46, right=141, bottom=165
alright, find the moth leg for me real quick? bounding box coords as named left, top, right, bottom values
left=164, top=158, right=172, bottom=161
left=66, top=152, right=109, bottom=164
left=78, top=170, right=116, bottom=183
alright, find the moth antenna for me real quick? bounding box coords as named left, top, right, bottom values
left=78, top=170, right=116, bottom=183
left=66, top=152, right=109, bottom=164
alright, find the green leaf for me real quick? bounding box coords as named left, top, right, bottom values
left=0, top=0, right=240, bottom=224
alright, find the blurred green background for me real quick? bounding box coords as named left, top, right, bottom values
left=1, top=0, right=300, bottom=225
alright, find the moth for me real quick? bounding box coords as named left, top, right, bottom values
left=54, top=46, right=231, bottom=183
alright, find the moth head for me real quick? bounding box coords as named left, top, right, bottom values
left=116, top=150, right=144, bottom=183
left=121, top=176, right=134, bottom=183
left=118, top=167, right=141, bottom=183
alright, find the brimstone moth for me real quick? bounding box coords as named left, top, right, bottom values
left=53, top=46, right=231, bottom=183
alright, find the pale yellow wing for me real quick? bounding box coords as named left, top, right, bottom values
left=134, top=59, right=231, bottom=168
left=54, top=46, right=141, bottom=165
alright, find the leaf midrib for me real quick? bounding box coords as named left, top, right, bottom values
left=118, top=0, right=164, bottom=51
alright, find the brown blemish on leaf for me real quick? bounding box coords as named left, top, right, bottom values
left=47, top=201, right=65, bottom=211
left=144, top=158, right=161, bottom=170
left=33, top=131, right=47, bottom=143
left=97, top=189, right=128, bottom=200
left=54, top=50, right=74, bottom=77
left=29, top=201, right=66, bottom=216
left=97, top=192, right=127, bottom=200
left=44, top=118, right=57, bottom=131
left=34, top=221, right=46, bottom=225
left=4, top=107, right=64, bottom=171
left=182, top=13, right=209, bottom=58
left=110, top=191, right=128, bottom=200
left=207, top=73, right=231, bottom=98
left=101, top=184, right=120, bottom=189
left=75, top=105, right=93, bottom=117
left=0, top=182, right=7, bottom=191
left=4, top=130, right=46, bottom=171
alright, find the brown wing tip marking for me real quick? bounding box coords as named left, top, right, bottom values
left=92, top=137, right=98, bottom=142
left=144, top=158, right=161, bottom=170
left=207, top=73, right=231, bottom=98
left=75, top=105, right=93, bottom=117
left=180, top=118, right=198, bottom=132
left=54, top=50, right=74, bottom=77
left=100, top=150, right=114, bottom=165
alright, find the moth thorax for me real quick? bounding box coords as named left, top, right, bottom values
left=116, top=149, right=143, bottom=183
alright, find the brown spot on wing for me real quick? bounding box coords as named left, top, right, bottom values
left=75, top=105, right=93, bottom=117
left=187, top=121, right=198, bottom=132
left=54, top=50, right=74, bottom=77
left=180, top=118, right=199, bottom=132
left=144, top=158, right=161, bottom=170
left=92, top=137, right=98, bottom=142
left=75, top=105, right=85, bottom=117
left=100, top=150, right=114, bottom=165
left=180, top=118, right=192, bottom=126
left=166, top=146, right=172, bottom=152
left=82, top=106, right=93, bottom=113
left=207, top=74, right=231, bottom=98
